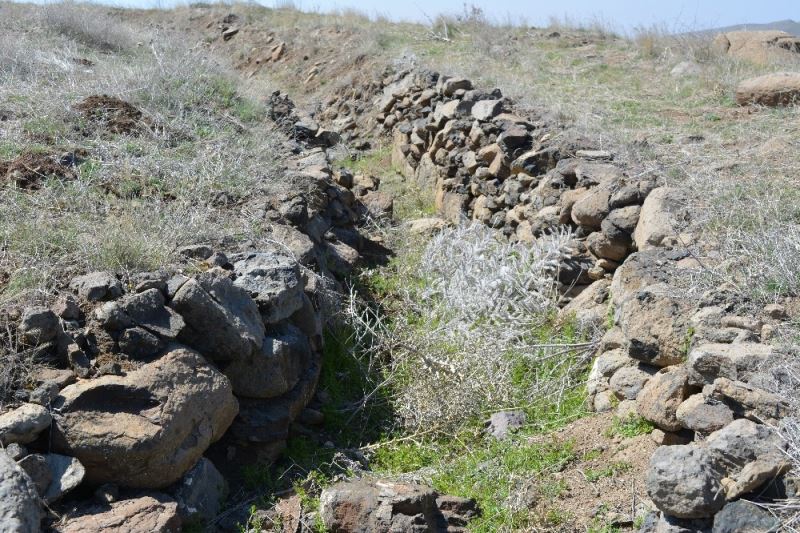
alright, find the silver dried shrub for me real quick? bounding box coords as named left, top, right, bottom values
left=346, top=222, right=592, bottom=431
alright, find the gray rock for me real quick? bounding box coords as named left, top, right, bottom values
left=487, top=410, right=526, bottom=439
left=171, top=270, right=264, bottom=363
left=165, top=274, right=189, bottom=299
left=4, top=442, right=27, bottom=461
left=706, top=418, right=786, bottom=467
left=18, top=307, right=60, bottom=345
left=712, top=500, right=778, bottom=533
left=472, top=99, right=503, bottom=121
left=647, top=445, right=725, bottom=519
left=0, top=452, right=42, bottom=533
left=675, top=394, right=732, bottom=434
left=99, top=289, right=185, bottom=340
left=687, top=343, right=776, bottom=385
left=69, top=271, right=123, bottom=302
left=609, top=364, right=656, bottom=400
left=170, top=457, right=227, bottom=522
left=0, top=403, right=52, bottom=445
left=602, top=205, right=641, bottom=240
left=18, top=454, right=52, bottom=495
left=224, top=325, right=312, bottom=399
left=42, top=453, right=85, bottom=503
left=28, top=380, right=60, bottom=406
left=118, top=327, right=165, bottom=360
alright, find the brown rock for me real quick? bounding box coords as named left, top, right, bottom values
left=714, top=30, right=800, bottom=64
left=54, top=494, right=181, bottom=533
left=587, top=231, right=629, bottom=261
left=637, top=366, right=693, bottom=432
left=52, top=348, right=238, bottom=489
left=736, top=72, right=800, bottom=106
left=571, top=187, right=611, bottom=230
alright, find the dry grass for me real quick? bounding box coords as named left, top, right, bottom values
left=0, top=2, right=287, bottom=307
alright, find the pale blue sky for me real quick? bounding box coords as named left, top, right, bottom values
left=99, top=0, right=798, bottom=33
left=271, top=0, right=798, bottom=32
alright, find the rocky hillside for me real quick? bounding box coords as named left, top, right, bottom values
left=2, top=2, right=800, bottom=532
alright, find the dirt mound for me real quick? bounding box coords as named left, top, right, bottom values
left=74, top=95, right=148, bottom=135
left=0, top=152, right=81, bottom=190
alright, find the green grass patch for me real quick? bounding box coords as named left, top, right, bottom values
left=372, top=431, right=578, bottom=532
left=605, top=414, right=654, bottom=439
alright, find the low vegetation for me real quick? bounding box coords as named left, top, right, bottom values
left=0, top=3, right=284, bottom=308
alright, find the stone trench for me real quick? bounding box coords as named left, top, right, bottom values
left=0, top=63, right=794, bottom=533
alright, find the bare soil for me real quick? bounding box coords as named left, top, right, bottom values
left=527, top=413, right=657, bottom=532
left=74, top=94, right=149, bottom=135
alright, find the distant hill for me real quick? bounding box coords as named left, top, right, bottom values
left=706, top=19, right=800, bottom=35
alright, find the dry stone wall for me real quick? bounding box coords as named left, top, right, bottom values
left=319, top=67, right=795, bottom=531
left=0, top=110, right=403, bottom=530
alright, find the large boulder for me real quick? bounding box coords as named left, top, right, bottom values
left=647, top=445, right=726, bottom=519
left=53, top=494, right=181, bottom=533
left=0, top=452, right=42, bottom=533
left=224, top=325, right=312, bottom=399
left=232, top=252, right=305, bottom=324
left=736, top=72, right=800, bottom=106
left=714, top=30, right=800, bottom=64
left=320, top=479, right=478, bottom=533
left=0, top=403, right=52, bottom=445
left=171, top=270, right=264, bottom=362
left=52, top=347, right=238, bottom=488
